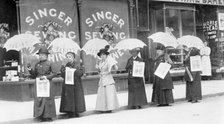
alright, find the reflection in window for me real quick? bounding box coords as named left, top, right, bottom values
left=166, top=9, right=179, bottom=38
left=165, top=9, right=195, bottom=38
left=155, top=10, right=164, bottom=32
left=182, top=10, right=195, bottom=36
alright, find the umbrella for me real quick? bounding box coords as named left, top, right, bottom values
left=148, top=32, right=177, bottom=48
left=4, top=33, right=41, bottom=51
left=49, top=38, right=81, bottom=55
left=82, top=38, right=109, bottom=56
left=177, top=35, right=204, bottom=49
left=114, top=38, right=146, bottom=51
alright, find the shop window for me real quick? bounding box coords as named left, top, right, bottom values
left=165, top=8, right=195, bottom=38
left=155, top=10, right=164, bottom=32
left=136, top=0, right=149, bottom=30
left=165, top=9, right=180, bottom=38
left=152, top=3, right=195, bottom=38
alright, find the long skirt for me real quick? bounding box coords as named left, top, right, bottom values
left=60, top=84, right=86, bottom=114
left=95, top=84, right=119, bottom=111
left=128, top=78, right=148, bottom=107
left=34, top=97, right=56, bottom=118
left=186, top=81, right=202, bottom=101
left=152, top=88, right=174, bottom=105
left=34, top=80, right=56, bottom=118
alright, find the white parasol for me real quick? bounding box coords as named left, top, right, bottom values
left=177, top=35, right=204, bottom=49
left=148, top=32, right=178, bottom=48
left=82, top=38, right=110, bottom=56
left=4, top=33, right=41, bottom=51
left=48, top=38, right=81, bottom=55
left=114, top=38, right=147, bottom=51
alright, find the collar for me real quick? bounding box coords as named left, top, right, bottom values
left=132, top=56, right=137, bottom=60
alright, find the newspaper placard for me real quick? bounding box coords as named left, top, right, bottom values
left=132, top=61, right=145, bottom=77
left=190, top=56, right=202, bottom=72
left=65, top=67, right=76, bottom=85
left=36, top=78, right=50, bottom=97
left=154, top=62, right=171, bottom=79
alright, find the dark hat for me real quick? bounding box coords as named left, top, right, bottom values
left=97, top=45, right=110, bottom=57
left=66, top=52, right=76, bottom=58
left=156, top=43, right=165, bottom=50
left=36, top=47, right=50, bottom=55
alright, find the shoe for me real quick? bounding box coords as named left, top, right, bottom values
left=45, top=118, right=53, bottom=122
left=137, top=106, right=142, bottom=109
left=188, top=100, right=192, bottom=102
left=191, top=100, right=198, bottom=103
left=39, top=118, right=47, bottom=122
left=75, top=113, right=80, bottom=117
left=157, top=104, right=170, bottom=107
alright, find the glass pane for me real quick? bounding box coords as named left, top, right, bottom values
left=138, top=0, right=148, bottom=28
left=181, top=10, right=195, bottom=36
left=165, top=9, right=180, bottom=38
left=155, top=10, right=164, bottom=32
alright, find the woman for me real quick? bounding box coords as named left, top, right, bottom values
left=95, top=45, right=119, bottom=112
left=59, top=52, right=86, bottom=118
left=200, top=41, right=211, bottom=78
left=27, top=47, right=57, bottom=122
left=151, top=44, right=174, bottom=106
left=183, top=46, right=202, bottom=103
left=125, top=48, right=147, bottom=109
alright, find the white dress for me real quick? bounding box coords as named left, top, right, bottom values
left=200, top=46, right=212, bottom=76
left=95, top=57, right=119, bottom=111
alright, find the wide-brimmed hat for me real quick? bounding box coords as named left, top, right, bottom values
left=97, top=49, right=109, bottom=57
left=36, top=47, right=50, bottom=54
left=156, top=43, right=165, bottom=50
left=97, top=45, right=110, bottom=57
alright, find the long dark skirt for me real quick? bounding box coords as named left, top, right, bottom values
left=34, top=81, right=56, bottom=119
left=152, top=88, right=174, bottom=105
left=128, top=77, right=148, bottom=107
left=34, top=98, right=56, bottom=118
left=186, top=81, right=202, bottom=101
left=60, top=84, right=86, bottom=114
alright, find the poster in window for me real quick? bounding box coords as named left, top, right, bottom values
left=190, top=56, right=202, bottom=72
left=218, top=13, right=224, bottom=31
left=132, top=61, right=145, bottom=77
left=154, top=62, right=171, bottom=79
left=36, top=78, right=50, bottom=97
left=65, top=67, right=76, bottom=85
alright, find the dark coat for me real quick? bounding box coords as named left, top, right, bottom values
left=126, top=56, right=148, bottom=106
left=59, top=61, right=86, bottom=113
left=151, top=55, right=174, bottom=104
left=29, top=60, right=57, bottom=118
left=0, top=47, right=6, bottom=81
left=184, top=48, right=202, bottom=101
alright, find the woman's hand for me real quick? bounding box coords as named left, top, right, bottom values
left=40, top=76, right=47, bottom=80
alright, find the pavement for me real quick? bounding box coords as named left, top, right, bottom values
left=0, top=80, right=224, bottom=124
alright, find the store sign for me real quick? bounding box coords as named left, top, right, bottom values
left=19, top=0, right=79, bottom=72
left=80, top=0, right=130, bottom=72
left=203, top=20, right=218, bottom=40
left=151, top=0, right=224, bottom=6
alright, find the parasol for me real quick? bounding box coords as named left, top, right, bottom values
left=48, top=38, right=81, bottom=55
left=82, top=38, right=110, bottom=56
left=177, top=35, right=204, bottom=49
left=4, top=33, right=41, bottom=51
left=148, top=32, right=177, bottom=48
left=114, top=38, right=146, bottom=51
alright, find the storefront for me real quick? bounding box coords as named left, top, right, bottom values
left=0, top=0, right=135, bottom=101
left=137, top=0, right=224, bottom=81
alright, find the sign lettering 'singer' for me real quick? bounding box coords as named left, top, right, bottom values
left=85, top=11, right=125, bottom=28
left=26, top=8, right=73, bottom=26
